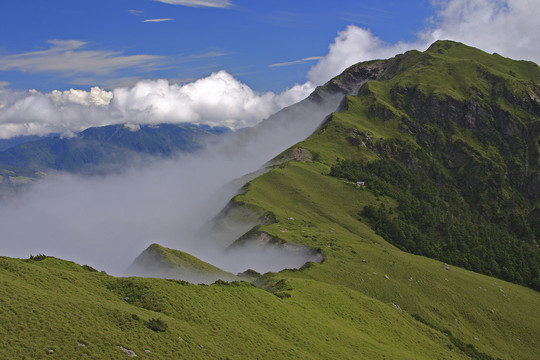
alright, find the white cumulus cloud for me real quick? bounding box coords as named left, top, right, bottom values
left=0, top=71, right=313, bottom=139
left=112, top=71, right=313, bottom=129
left=0, top=88, right=116, bottom=139
left=49, top=87, right=113, bottom=107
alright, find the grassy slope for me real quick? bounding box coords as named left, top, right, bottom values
left=236, top=161, right=539, bottom=359
left=231, top=42, right=540, bottom=359
left=142, top=243, right=231, bottom=274
left=0, top=256, right=464, bottom=359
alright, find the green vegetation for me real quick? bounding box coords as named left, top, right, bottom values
left=146, top=318, right=168, bottom=332
left=323, top=41, right=540, bottom=289
left=128, top=243, right=240, bottom=284
left=0, top=255, right=476, bottom=359
left=230, top=41, right=540, bottom=358
left=233, top=158, right=539, bottom=359
left=1, top=41, right=539, bottom=359
left=331, top=154, right=538, bottom=288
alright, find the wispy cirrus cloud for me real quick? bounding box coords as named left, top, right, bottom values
left=128, top=9, right=144, bottom=16
left=71, top=76, right=149, bottom=89
left=143, top=18, right=175, bottom=23
left=154, top=0, right=232, bottom=8
left=269, top=56, right=323, bottom=68
left=185, top=50, right=230, bottom=59
left=0, top=40, right=162, bottom=76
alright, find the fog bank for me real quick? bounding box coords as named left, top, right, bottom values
left=0, top=92, right=341, bottom=276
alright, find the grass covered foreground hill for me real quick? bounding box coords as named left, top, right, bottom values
left=4, top=253, right=531, bottom=360
left=1, top=41, right=539, bottom=359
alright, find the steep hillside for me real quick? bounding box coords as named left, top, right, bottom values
left=309, top=40, right=540, bottom=289
left=234, top=160, right=539, bottom=359
left=229, top=40, right=540, bottom=359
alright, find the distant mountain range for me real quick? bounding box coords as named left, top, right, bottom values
left=0, top=123, right=229, bottom=174
left=0, top=123, right=229, bottom=194
left=0, top=135, right=50, bottom=152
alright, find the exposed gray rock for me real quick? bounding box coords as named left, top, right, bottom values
left=118, top=346, right=137, bottom=357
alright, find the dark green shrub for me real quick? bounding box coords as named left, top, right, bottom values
left=274, top=291, right=291, bottom=299
left=212, top=279, right=230, bottom=286
left=146, top=318, right=168, bottom=332
left=82, top=265, right=98, bottom=272
left=29, top=254, right=48, bottom=261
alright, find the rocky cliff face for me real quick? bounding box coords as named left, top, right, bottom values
left=308, top=61, right=386, bottom=103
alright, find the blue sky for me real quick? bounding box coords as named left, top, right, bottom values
left=0, top=0, right=538, bottom=139
left=0, top=0, right=433, bottom=92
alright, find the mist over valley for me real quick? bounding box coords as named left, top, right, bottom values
left=0, top=85, right=343, bottom=278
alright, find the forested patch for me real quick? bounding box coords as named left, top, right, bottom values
left=330, top=143, right=540, bottom=290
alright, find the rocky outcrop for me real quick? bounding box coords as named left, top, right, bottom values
left=309, top=61, right=387, bottom=103
left=228, top=230, right=324, bottom=264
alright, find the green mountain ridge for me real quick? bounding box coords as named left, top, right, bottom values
left=322, top=40, right=540, bottom=289
left=1, top=41, right=539, bottom=359
left=127, top=243, right=240, bottom=284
